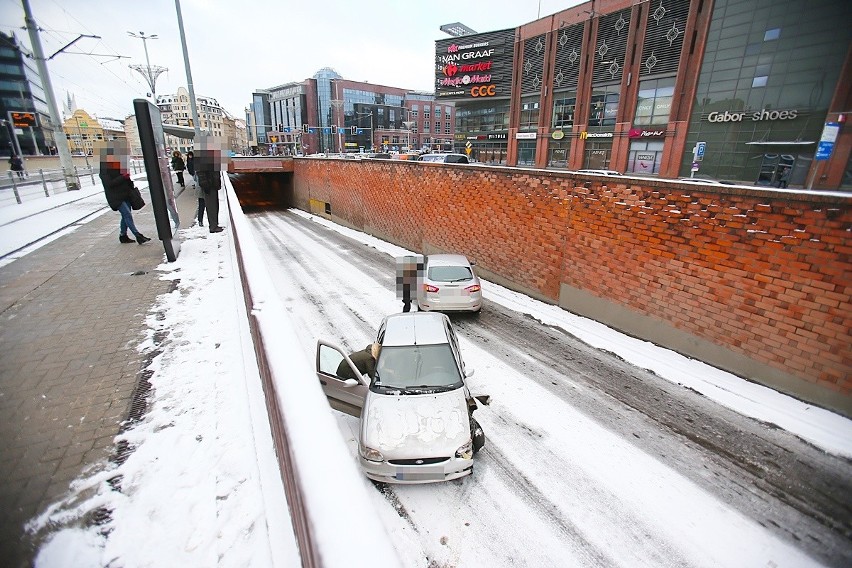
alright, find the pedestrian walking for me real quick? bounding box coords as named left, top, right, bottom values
left=194, top=138, right=224, bottom=233
left=9, top=154, right=25, bottom=178
left=99, top=147, right=150, bottom=244
left=171, top=150, right=186, bottom=188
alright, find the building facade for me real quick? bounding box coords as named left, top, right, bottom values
left=435, top=0, right=852, bottom=189
left=0, top=32, right=55, bottom=156
left=61, top=109, right=125, bottom=156
left=251, top=69, right=455, bottom=155
left=157, top=87, right=225, bottom=153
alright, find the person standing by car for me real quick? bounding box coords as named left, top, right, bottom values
left=337, top=343, right=380, bottom=380
left=194, top=138, right=224, bottom=233
left=396, top=255, right=423, bottom=312
left=98, top=145, right=150, bottom=245
left=171, top=150, right=186, bottom=188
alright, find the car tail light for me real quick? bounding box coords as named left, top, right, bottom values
left=424, top=284, right=439, bottom=293
left=465, top=284, right=481, bottom=293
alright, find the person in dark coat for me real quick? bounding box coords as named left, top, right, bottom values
left=194, top=140, right=224, bottom=233
left=99, top=152, right=150, bottom=244
left=336, top=343, right=380, bottom=380
left=9, top=155, right=25, bottom=178
left=171, top=150, right=186, bottom=188
left=186, top=151, right=205, bottom=226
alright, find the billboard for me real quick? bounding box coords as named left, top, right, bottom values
left=434, top=28, right=516, bottom=100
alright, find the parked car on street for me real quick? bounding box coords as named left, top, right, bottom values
left=419, top=153, right=469, bottom=164
left=417, top=254, right=482, bottom=313
left=315, top=312, right=486, bottom=484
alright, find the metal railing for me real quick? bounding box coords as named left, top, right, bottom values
left=1, top=160, right=145, bottom=205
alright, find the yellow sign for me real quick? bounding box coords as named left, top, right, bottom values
left=551, top=130, right=565, bottom=140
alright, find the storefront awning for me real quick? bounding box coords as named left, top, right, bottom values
left=745, top=140, right=815, bottom=145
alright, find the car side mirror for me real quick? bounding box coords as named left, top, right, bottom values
left=465, top=368, right=475, bottom=378
left=343, top=378, right=360, bottom=387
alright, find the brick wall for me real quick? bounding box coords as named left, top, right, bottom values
left=292, top=158, right=852, bottom=415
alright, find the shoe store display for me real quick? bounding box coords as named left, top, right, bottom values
left=119, top=234, right=134, bottom=243
left=136, top=234, right=151, bottom=244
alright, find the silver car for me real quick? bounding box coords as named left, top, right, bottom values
left=315, top=312, right=486, bottom=484
left=418, top=254, right=482, bottom=313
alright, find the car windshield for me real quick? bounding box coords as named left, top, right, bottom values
left=372, top=344, right=462, bottom=393
left=428, top=265, right=473, bottom=282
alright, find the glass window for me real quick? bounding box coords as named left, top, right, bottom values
left=589, top=84, right=619, bottom=127
left=633, top=77, right=675, bottom=126
left=519, top=97, right=540, bottom=129
left=764, top=28, right=781, bottom=41
left=552, top=91, right=577, bottom=128
left=752, top=76, right=768, bottom=87
left=517, top=140, right=536, bottom=166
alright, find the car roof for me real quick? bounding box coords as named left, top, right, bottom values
left=576, top=169, right=621, bottom=175
left=426, top=254, right=471, bottom=267
left=381, top=312, right=450, bottom=347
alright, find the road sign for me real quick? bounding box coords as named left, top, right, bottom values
left=815, top=123, right=840, bottom=161
left=694, top=141, right=706, bottom=161
left=465, top=141, right=472, bottom=149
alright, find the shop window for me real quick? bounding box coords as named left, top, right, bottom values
left=552, top=92, right=577, bottom=128
left=583, top=143, right=612, bottom=169
left=627, top=140, right=663, bottom=175
left=589, top=84, right=619, bottom=127
left=634, top=78, right=675, bottom=126
left=517, top=140, right=536, bottom=166
left=548, top=142, right=570, bottom=168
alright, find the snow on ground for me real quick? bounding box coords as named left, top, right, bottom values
left=288, top=209, right=852, bottom=460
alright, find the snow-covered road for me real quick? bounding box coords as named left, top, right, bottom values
left=246, top=209, right=852, bottom=568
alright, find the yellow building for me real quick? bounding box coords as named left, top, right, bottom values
left=61, top=109, right=125, bottom=156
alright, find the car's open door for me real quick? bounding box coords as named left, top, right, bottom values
left=315, top=340, right=368, bottom=417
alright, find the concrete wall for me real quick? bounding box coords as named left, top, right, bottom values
left=291, top=158, right=852, bottom=416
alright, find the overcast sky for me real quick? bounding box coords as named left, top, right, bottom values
left=1, top=0, right=585, bottom=121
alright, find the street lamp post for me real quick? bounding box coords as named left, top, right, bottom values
left=127, top=31, right=167, bottom=99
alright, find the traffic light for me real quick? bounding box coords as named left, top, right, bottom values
left=278, top=123, right=283, bottom=132
left=302, top=124, right=309, bottom=133
left=332, top=125, right=338, bottom=134
left=351, top=126, right=357, bottom=135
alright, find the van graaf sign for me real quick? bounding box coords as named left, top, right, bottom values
left=435, top=28, right=515, bottom=100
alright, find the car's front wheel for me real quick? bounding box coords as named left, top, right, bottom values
left=471, top=417, right=485, bottom=453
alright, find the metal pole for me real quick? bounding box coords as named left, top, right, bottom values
left=9, top=171, right=21, bottom=203
left=39, top=167, right=48, bottom=196
left=175, top=0, right=202, bottom=139
left=21, top=0, right=79, bottom=190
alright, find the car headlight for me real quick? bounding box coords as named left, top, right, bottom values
left=359, top=442, right=384, bottom=462
left=455, top=439, right=473, bottom=460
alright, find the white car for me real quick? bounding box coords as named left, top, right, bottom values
left=418, top=254, right=482, bottom=313
left=315, top=312, right=486, bottom=484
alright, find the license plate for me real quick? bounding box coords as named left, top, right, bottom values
left=395, top=465, right=443, bottom=481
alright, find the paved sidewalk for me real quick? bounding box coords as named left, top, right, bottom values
left=0, top=180, right=203, bottom=567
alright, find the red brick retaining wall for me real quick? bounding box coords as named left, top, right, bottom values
left=292, top=158, right=852, bottom=415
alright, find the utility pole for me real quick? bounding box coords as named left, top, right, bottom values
left=174, top=0, right=202, bottom=139
left=21, top=0, right=79, bottom=190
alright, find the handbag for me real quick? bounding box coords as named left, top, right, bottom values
left=129, top=184, right=145, bottom=210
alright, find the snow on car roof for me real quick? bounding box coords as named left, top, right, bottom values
left=381, top=312, right=449, bottom=347
left=426, top=254, right=471, bottom=267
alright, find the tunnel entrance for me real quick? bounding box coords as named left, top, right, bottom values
left=228, top=172, right=293, bottom=211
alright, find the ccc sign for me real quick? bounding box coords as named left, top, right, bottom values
left=470, top=85, right=496, bottom=97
